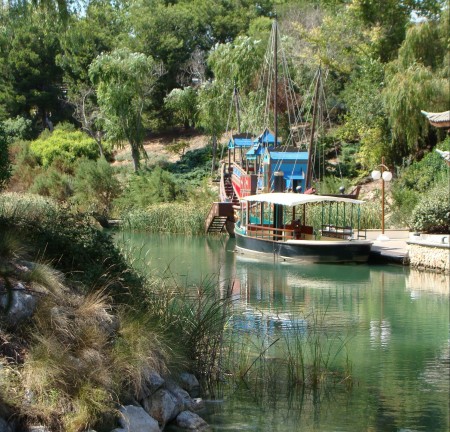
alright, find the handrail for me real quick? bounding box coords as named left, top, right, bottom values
left=246, top=224, right=296, bottom=241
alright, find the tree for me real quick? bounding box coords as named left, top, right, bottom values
left=164, top=87, right=198, bottom=129
left=89, top=48, right=165, bottom=171
left=68, top=86, right=105, bottom=157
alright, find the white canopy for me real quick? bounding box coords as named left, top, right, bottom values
left=241, top=192, right=365, bottom=206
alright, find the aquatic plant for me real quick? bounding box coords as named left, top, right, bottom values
left=123, top=201, right=210, bottom=235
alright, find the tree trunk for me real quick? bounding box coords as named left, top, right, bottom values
left=211, top=135, right=217, bottom=175
left=131, top=144, right=140, bottom=172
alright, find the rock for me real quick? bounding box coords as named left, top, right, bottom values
left=189, top=398, right=205, bottom=412
left=166, top=382, right=191, bottom=410
left=0, top=418, right=13, bottom=432
left=179, top=373, right=200, bottom=397
left=138, top=370, right=165, bottom=400
left=175, top=411, right=210, bottom=431
left=118, top=405, right=160, bottom=432
left=142, top=388, right=179, bottom=426
left=0, top=281, right=37, bottom=326
left=27, top=427, right=51, bottom=432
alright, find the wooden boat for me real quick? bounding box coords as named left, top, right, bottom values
left=235, top=191, right=372, bottom=263
left=205, top=20, right=360, bottom=235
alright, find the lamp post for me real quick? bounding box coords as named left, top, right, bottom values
left=371, top=156, right=392, bottom=241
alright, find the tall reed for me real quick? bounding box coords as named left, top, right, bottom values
left=123, top=201, right=210, bottom=235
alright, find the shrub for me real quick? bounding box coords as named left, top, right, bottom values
left=1, top=116, right=33, bottom=144
left=30, top=168, right=73, bottom=201
left=410, top=180, right=450, bottom=233
left=115, top=167, right=186, bottom=212
left=72, top=158, right=122, bottom=217
left=30, top=123, right=98, bottom=167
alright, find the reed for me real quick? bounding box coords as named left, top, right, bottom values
left=219, top=307, right=354, bottom=393
left=123, top=201, right=210, bottom=235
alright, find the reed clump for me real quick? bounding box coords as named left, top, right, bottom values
left=123, top=201, right=210, bottom=235
left=220, top=307, right=354, bottom=393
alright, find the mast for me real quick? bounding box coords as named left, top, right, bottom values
left=234, top=83, right=241, bottom=134
left=305, top=67, right=321, bottom=190
left=273, top=19, right=278, bottom=149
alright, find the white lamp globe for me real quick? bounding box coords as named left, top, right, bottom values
left=371, top=170, right=381, bottom=180
left=382, top=171, right=393, bottom=182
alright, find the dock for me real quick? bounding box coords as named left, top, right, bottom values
left=367, top=230, right=410, bottom=265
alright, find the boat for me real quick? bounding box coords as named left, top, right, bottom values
left=205, top=20, right=362, bottom=237
left=234, top=190, right=372, bottom=263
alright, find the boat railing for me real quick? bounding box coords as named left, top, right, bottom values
left=321, top=225, right=367, bottom=240
left=246, top=224, right=314, bottom=241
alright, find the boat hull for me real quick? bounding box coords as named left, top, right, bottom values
left=235, top=231, right=372, bottom=263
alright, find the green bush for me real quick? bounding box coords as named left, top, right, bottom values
left=115, top=167, right=186, bottom=212
left=1, top=116, right=33, bottom=144
left=0, top=193, right=143, bottom=294
left=30, top=123, right=98, bottom=167
left=410, top=180, right=450, bottom=233
left=30, top=167, right=73, bottom=201
left=72, top=158, right=122, bottom=216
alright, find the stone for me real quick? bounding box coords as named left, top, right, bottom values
left=138, top=370, right=165, bottom=400
left=0, top=282, right=37, bottom=326
left=0, top=418, right=13, bottom=432
left=179, top=373, right=200, bottom=397
left=27, top=427, right=51, bottom=432
left=189, top=398, right=205, bottom=412
left=166, top=382, right=191, bottom=411
left=142, top=389, right=179, bottom=426
left=118, top=405, right=160, bottom=432
left=175, top=411, right=210, bottom=431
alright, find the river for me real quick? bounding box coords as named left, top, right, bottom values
left=117, top=232, right=449, bottom=432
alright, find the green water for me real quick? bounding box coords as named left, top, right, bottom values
left=117, top=232, right=449, bottom=432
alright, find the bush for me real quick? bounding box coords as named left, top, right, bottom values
left=30, top=167, right=73, bottom=201
left=410, top=180, right=450, bottom=233
left=72, top=158, right=122, bottom=217
left=1, top=116, right=33, bottom=144
left=115, top=167, right=186, bottom=212
left=30, top=123, right=98, bottom=167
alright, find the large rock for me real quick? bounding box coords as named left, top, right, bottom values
left=118, top=405, right=160, bottom=432
left=27, top=427, right=51, bottom=432
left=142, top=389, right=179, bottom=427
left=138, top=370, right=165, bottom=400
left=179, top=373, right=200, bottom=397
left=0, top=281, right=37, bottom=326
left=0, top=418, right=13, bottom=432
left=175, top=411, right=210, bottom=431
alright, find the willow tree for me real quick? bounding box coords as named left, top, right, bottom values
left=89, top=49, right=164, bottom=171
left=382, top=16, right=449, bottom=155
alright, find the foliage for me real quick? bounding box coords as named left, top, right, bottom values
left=115, top=167, right=185, bottom=213
left=410, top=180, right=450, bottom=233
left=30, top=167, right=73, bottom=202
left=29, top=123, right=98, bottom=167
left=0, top=193, right=143, bottom=293
left=0, top=126, right=11, bottom=191
left=123, top=202, right=209, bottom=235
left=72, top=157, right=122, bottom=217
left=1, top=116, right=33, bottom=144
left=164, top=87, right=198, bottom=128
left=383, top=63, right=448, bottom=153
left=89, top=48, right=164, bottom=172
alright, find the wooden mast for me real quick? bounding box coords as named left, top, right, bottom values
left=273, top=19, right=278, bottom=149
left=305, top=67, right=321, bottom=190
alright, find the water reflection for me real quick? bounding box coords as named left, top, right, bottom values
left=117, top=233, right=449, bottom=432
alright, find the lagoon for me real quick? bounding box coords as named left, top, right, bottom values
left=117, top=232, right=449, bottom=432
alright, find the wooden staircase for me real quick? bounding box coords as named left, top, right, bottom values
left=205, top=202, right=234, bottom=234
